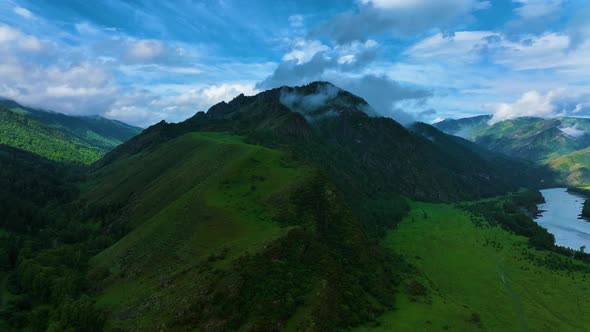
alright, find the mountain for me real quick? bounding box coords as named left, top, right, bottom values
left=432, top=114, right=491, bottom=138
left=76, top=131, right=398, bottom=331
left=435, top=115, right=590, bottom=161
left=548, top=147, right=590, bottom=186
left=434, top=115, right=590, bottom=186
left=105, top=82, right=548, bottom=202
left=0, top=82, right=563, bottom=331
left=0, top=99, right=141, bottom=164
left=72, top=82, right=550, bottom=330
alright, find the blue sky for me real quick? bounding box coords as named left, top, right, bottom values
left=0, top=0, right=589, bottom=126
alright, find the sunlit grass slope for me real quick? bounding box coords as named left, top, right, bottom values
left=84, top=132, right=313, bottom=329
left=357, top=202, right=590, bottom=332
left=548, top=147, right=590, bottom=186
left=0, top=104, right=139, bottom=164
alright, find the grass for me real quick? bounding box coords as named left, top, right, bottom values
left=0, top=106, right=139, bottom=164
left=356, top=202, right=590, bottom=332
left=86, top=132, right=312, bottom=330
left=548, top=147, right=590, bottom=186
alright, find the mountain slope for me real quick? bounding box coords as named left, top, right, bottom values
left=0, top=100, right=141, bottom=164
left=80, top=132, right=396, bottom=331
left=105, top=82, right=547, bottom=201
left=98, top=82, right=553, bottom=242
left=78, top=82, right=553, bottom=329
left=434, top=115, right=590, bottom=185
left=432, top=114, right=491, bottom=138
left=474, top=117, right=585, bottom=162
left=548, top=147, right=590, bottom=186
left=435, top=115, right=590, bottom=162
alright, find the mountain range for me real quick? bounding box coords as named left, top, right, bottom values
left=434, top=115, right=590, bottom=186
left=0, top=99, right=141, bottom=164
left=2, top=83, right=590, bottom=331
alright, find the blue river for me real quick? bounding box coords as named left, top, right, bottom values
left=534, top=188, right=590, bottom=250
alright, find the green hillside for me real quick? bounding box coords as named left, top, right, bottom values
left=85, top=131, right=311, bottom=329
left=432, top=115, right=491, bottom=138
left=435, top=115, right=590, bottom=186
left=56, top=132, right=397, bottom=330
left=358, top=202, right=590, bottom=331
left=0, top=100, right=140, bottom=164
left=474, top=117, right=582, bottom=162
left=106, top=82, right=548, bottom=215
left=435, top=116, right=590, bottom=162
left=548, top=147, right=590, bottom=186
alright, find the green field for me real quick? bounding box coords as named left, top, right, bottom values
left=85, top=132, right=313, bottom=330
left=357, top=202, right=590, bottom=332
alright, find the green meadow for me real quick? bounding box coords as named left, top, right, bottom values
left=358, top=202, right=590, bottom=332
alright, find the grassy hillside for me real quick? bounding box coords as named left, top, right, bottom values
left=474, top=117, right=581, bottom=162
left=85, top=132, right=305, bottom=329
left=103, top=82, right=549, bottom=238
left=0, top=101, right=140, bottom=164
left=435, top=115, right=590, bottom=186
left=548, top=147, right=590, bottom=186
left=432, top=115, right=491, bottom=138
left=358, top=202, right=590, bottom=331
left=79, top=132, right=397, bottom=331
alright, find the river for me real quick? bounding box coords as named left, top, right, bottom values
left=534, top=188, right=590, bottom=250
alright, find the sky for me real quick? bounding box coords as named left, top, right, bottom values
left=0, top=0, right=589, bottom=127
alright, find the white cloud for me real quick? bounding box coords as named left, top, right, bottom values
left=0, top=36, right=117, bottom=117
left=0, top=24, right=43, bottom=51
left=75, top=22, right=100, bottom=35
left=104, top=82, right=259, bottom=127
left=156, top=83, right=258, bottom=111
left=125, top=39, right=165, bottom=62
left=513, top=0, right=563, bottom=19
left=338, top=55, right=356, bottom=64
left=407, top=30, right=590, bottom=73
left=282, top=39, right=329, bottom=64
left=288, top=15, right=304, bottom=28
left=492, top=33, right=573, bottom=70
left=315, top=0, right=490, bottom=44
left=406, top=30, right=494, bottom=60
left=0, top=25, right=20, bottom=43
left=560, top=126, right=586, bottom=138
left=487, top=89, right=565, bottom=124
left=360, top=0, right=489, bottom=10
left=13, top=6, right=34, bottom=19
left=573, top=104, right=585, bottom=114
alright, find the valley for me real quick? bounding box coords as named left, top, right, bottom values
left=358, top=202, right=590, bottom=332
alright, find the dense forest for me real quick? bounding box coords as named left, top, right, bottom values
left=0, top=145, right=107, bottom=330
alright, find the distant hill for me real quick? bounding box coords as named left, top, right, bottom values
left=432, top=114, right=491, bottom=138
left=434, top=115, right=590, bottom=186
left=548, top=147, right=590, bottom=186
left=0, top=99, right=141, bottom=164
